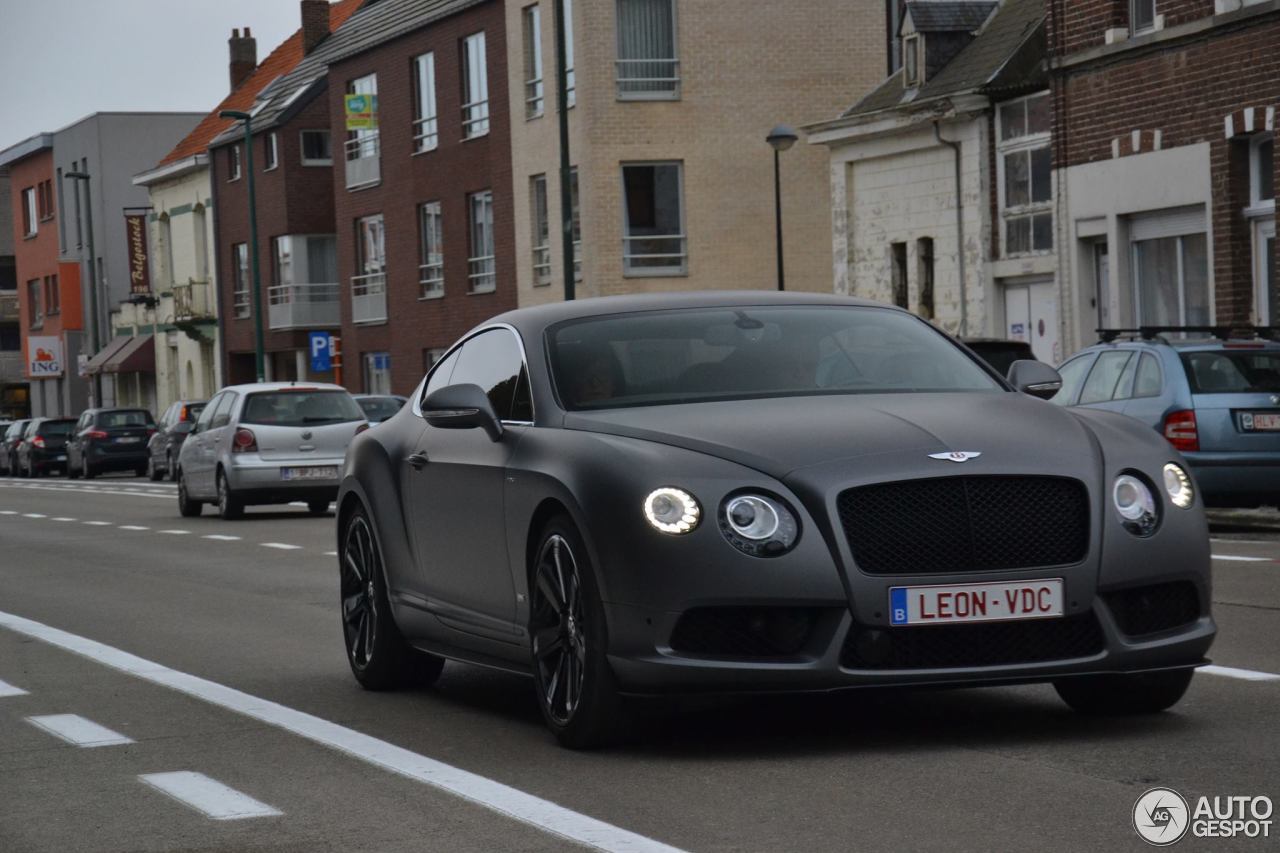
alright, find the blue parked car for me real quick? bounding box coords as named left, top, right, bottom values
left=1053, top=328, right=1280, bottom=508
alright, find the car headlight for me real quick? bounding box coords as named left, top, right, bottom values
left=1162, top=463, right=1194, bottom=509
left=1113, top=473, right=1159, bottom=536
left=720, top=493, right=800, bottom=557
left=644, top=487, right=701, bottom=535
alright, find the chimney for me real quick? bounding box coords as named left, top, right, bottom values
left=228, top=27, right=258, bottom=92
left=301, top=0, right=330, bottom=55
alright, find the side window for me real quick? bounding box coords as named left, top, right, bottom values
left=510, top=366, right=533, bottom=422
left=1051, top=355, right=1094, bottom=406
left=211, top=393, right=238, bottom=429
left=1079, top=351, right=1134, bottom=405
left=1113, top=352, right=1139, bottom=401
left=197, top=394, right=221, bottom=430
left=1133, top=353, right=1163, bottom=398
left=422, top=347, right=461, bottom=402
left=449, top=329, right=526, bottom=420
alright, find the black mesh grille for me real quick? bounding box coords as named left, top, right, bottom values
left=841, top=613, right=1105, bottom=670
left=837, top=476, right=1090, bottom=575
left=669, top=607, right=818, bottom=658
left=1105, top=582, right=1200, bottom=637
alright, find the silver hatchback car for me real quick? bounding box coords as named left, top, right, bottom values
left=176, top=382, right=368, bottom=519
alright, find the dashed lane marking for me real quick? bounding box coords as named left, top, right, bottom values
left=26, top=714, right=135, bottom=747
left=158, top=530, right=191, bottom=535
left=51, top=517, right=77, bottom=522
left=0, top=678, right=28, bottom=697
left=139, top=772, right=282, bottom=821
left=1212, top=554, right=1273, bottom=563
left=323, top=551, right=338, bottom=557
left=261, top=543, right=301, bottom=551
left=0, top=611, right=688, bottom=853
left=22, top=513, right=46, bottom=518
left=1202, top=665, right=1280, bottom=682
left=83, top=521, right=112, bottom=527
left=118, top=525, right=150, bottom=531
left=0, top=510, right=15, bottom=515
left=202, top=534, right=241, bottom=541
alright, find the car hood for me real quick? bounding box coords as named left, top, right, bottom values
left=562, top=392, right=1101, bottom=482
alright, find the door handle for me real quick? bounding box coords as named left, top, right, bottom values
left=407, top=452, right=429, bottom=470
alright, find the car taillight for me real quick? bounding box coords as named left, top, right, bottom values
left=232, top=428, right=258, bottom=453
left=146, top=427, right=157, bottom=437
left=87, top=430, right=108, bottom=440
left=1163, top=410, right=1199, bottom=452
left=32, top=436, right=45, bottom=448
left=179, top=406, right=189, bottom=421
left=355, top=422, right=370, bottom=435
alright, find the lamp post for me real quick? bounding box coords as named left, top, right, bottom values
left=766, top=124, right=799, bottom=292
left=64, top=171, right=102, bottom=407
left=219, top=109, right=266, bottom=381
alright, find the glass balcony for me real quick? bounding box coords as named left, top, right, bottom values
left=351, top=272, right=387, bottom=324
left=268, top=283, right=340, bottom=330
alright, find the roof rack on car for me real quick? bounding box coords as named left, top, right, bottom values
left=1097, top=326, right=1280, bottom=344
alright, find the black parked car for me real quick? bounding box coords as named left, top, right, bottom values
left=67, top=408, right=157, bottom=479
left=147, top=399, right=207, bottom=481
left=353, top=394, right=408, bottom=424
left=1, top=419, right=32, bottom=475
left=16, top=418, right=76, bottom=477
left=963, top=338, right=1038, bottom=377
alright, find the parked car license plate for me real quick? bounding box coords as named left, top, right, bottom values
left=280, top=466, right=339, bottom=481
left=890, top=579, right=1064, bottom=626
left=116, top=436, right=141, bottom=443
left=1240, top=412, right=1280, bottom=431
left=56, top=454, right=66, bottom=461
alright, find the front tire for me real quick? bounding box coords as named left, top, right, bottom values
left=216, top=470, right=244, bottom=520
left=529, top=516, right=626, bottom=749
left=147, top=456, right=163, bottom=481
left=1054, top=668, right=1194, bottom=715
left=177, top=474, right=202, bottom=517
left=340, top=507, right=443, bottom=690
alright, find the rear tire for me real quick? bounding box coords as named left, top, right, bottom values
left=147, top=457, right=163, bottom=481
left=340, top=507, right=444, bottom=690
left=216, top=470, right=244, bottom=520
left=165, top=453, right=176, bottom=482
left=177, top=473, right=202, bottom=518
left=83, top=461, right=96, bottom=480
left=1055, top=668, right=1195, bottom=715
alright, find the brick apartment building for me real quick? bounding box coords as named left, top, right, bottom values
left=1049, top=0, right=1278, bottom=352
left=0, top=167, right=27, bottom=418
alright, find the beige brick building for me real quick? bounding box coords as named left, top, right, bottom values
left=504, top=0, right=888, bottom=305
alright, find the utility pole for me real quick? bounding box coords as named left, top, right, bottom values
left=220, top=110, right=266, bottom=381
left=64, top=172, right=102, bottom=407
left=553, top=0, right=576, bottom=301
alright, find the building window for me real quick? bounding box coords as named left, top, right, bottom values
left=37, top=180, right=54, bottom=221
left=563, top=0, right=577, bottom=106
left=462, top=32, right=490, bottom=139
left=1130, top=0, right=1156, bottom=34
left=354, top=214, right=388, bottom=324
left=998, top=92, right=1053, bottom=256
left=887, top=0, right=904, bottom=75
left=424, top=347, right=448, bottom=373
left=44, top=275, right=60, bottom=315
left=570, top=167, right=582, bottom=280
left=228, top=145, right=242, bottom=181
left=917, top=237, right=934, bottom=320
left=1133, top=233, right=1210, bottom=327
left=419, top=201, right=444, bottom=299
left=264, top=132, right=278, bottom=170
left=468, top=190, right=496, bottom=293
left=412, top=52, right=439, bottom=152
left=27, top=279, right=42, bottom=328
left=903, top=35, right=920, bottom=86
left=232, top=242, right=250, bottom=318
left=1249, top=134, right=1276, bottom=325
left=890, top=242, right=908, bottom=308
left=616, top=0, right=679, bottom=99
left=524, top=6, right=544, bottom=119
left=622, top=162, right=686, bottom=275
left=21, top=188, right=37, bottom=236
left=1251, top=133, right=1275, bottom=208
left=530, top=175, right=551, bottom=286
left=345, top=74, right=380, bottom=164
left=364, top=352, right=392, bottom=395
left=193, top=205, right=209, bottom=280
left=159, top=214, right=174, bottom=287
left=301, top=130, right=333, bottom=165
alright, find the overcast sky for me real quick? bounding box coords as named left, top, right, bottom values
left=0, top=0, right=314, bottom=152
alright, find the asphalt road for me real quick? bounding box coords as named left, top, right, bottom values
left=1, top=473, right=1277, bottom=852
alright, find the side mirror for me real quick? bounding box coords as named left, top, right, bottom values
left=189, top=421, right=202, bottom=435
left=423, top=383, right=504, bottom=442
left=1007, top=360, right=1063, bottom=400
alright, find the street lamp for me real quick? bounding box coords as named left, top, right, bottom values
left=64, top=171, right=102, bottom=407
left=219, top=109, right=266, bottom=382
left=766, top=124, right=799, bottom=292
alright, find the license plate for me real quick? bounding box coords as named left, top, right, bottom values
left=56, top=455, right=66, bottom=461
left=280, top=466, right=338, bottom=481
left=1240, top=412, right=1280, bottom=431
left=890, top=579, right=1064, bottom=626
left=116, top=436, right=141, bottom=444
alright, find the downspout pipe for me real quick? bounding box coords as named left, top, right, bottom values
left=934, top=121, right=967, bottom=336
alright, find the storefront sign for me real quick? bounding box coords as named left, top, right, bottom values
left=27, top=335, right=63, bottom=378
left=125, top=213, right=151, bottom=295
left=344, top=94, right=378, bottom=131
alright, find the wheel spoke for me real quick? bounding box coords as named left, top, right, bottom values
left=533, top=628, right=564, bottom=659
left=536, top=567, right=565, bottom=613
left=551, top=539, right=568, bottom=608
left=362, top=608, right=375, bottom=663
left=342, top=593, right=365, bottom=623
left=350, top=611, right=366, bottom=662
left=344, top=551, right=364, bottom=583
left=544, top=659, right=561, bottom=709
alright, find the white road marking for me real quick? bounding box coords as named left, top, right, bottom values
left=0, top=482, right=172, bottom=501
left=26, top=714, right=134, bottom=747
left=158, top=529, right=191, bottom=535
left=118, top=525, right=150, bottom=531
left=139, top=772, right=282, bottom=821
left=287, top=502, right=307, bottom=508
left=22, top=513, right=46, bottom=518
left=260, top=543, right=301, bottom=551
left=83, top=521, right=112, bottom=526
left=202, top=534, right=241, bottom=541
left=1212, top=554, right=1272, bottom=563
left=0, top=611, right=687, bottom=853
left=0, top=510, right=16, bottom=515
left=51, top=517, right=77, bottom=522
left=323, top=551, right=338, bottom=557
left=1202, top=665, right=1280, bottom=682
left=0, top=678, right=28, bottom=697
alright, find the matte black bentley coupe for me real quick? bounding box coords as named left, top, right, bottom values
left=336, top=292, right=1215, bottom=748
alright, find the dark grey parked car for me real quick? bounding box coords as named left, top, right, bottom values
left=67, top=408, right=156, bottom=479
left=337, top=292, right=1215, bottom=748
left=147, top=399, right=207, bottom=481
left=1, top=419, right=32, bottom=475
left=16, top=418, right=76, bottom=477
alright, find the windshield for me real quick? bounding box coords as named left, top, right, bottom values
left=357, top=397, right=405, bottom=422
left=549, top=306, right=1002, bottom=411
left=1181, top=350, right=1280, bottom=394
left=40, top=420, right=75, bottom=436
left=241, top=390, right=365, bottom=426
left=100, top=410, right=154, bottom=428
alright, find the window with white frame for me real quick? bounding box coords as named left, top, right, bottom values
left=998, top=92, right=1053, bottom=256
left=228, top=145, right=242, bottom=181
left=563, top=0, right=577, bottom=106
left=159, top=214, right=174, bottom=287
left=356, top=214, right=387, bottom=277
left=232, top=242, right=250, bottom=318
left=264, top=132, right=278, bottom=170
left=530, top=175, right=551, bottom=286
left=1248, top=134, right=1275, bottom=325
left=1130, top=0, right=1156, bottom=34
left=468, top=190, right=496, bottom=293
left=301, top=130, right=332, bottom=165
left=27, top=279, right=42, bottom=327
left=412, top=52, right=438, bottom=152
left=461, top=32, right=490, bottom=138
left=616, top=0, right=679, bottom=99
left=1129, top=210, right=1210, bottom=328
left=903, top=35, right=920, bottom=87
left=21, top=188, right=37, bottom=236
left=346, top=73, right=379, bottom=161
left=419, top=201, right=444, bottom=298
left=364, top=352, right=392, bottom=395
left=523, top=6, right=544, bottom=119
left=1251, top=133, right=1274, bottom=209
left=193, top=204, right=209, bottom=280
left=570, top=167, right=582, bottom=280
left=622, top=162, right=686, bottom=275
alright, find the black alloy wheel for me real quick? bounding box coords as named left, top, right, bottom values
left=529, top=517, right=626, bottom=749
left=340, top=507, right=443, bottom=689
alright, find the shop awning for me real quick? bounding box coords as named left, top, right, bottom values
left=101, top=334, right=155, bottom=375
left=83, top=337, right=132, bottom=375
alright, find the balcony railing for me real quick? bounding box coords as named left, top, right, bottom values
left=233, top=288, right=251, bottom=319
left=268, top=283, right=340, bottom=330
left=468, top=255, right=496, bottom=294
left=352, top=272, right=387, bottom=324
left=0, top=291, right=18, bottom=323
left=419, top=262, right=443, bottom=300
left=172, top=279, right=214, bottom=322
left=623, top=234, right=687, bottom=276
left=344, top=133, right=381, bottom=190
left=532, top=245, right=551, bottom=286
left=413, top=116, right=438, bottom=153
left=616, top=58, right=681, bottom=99
left=462, top=100, right=490, bottom=138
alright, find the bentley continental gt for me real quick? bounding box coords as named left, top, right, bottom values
left=336, top=292, right=1215, bottom=748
